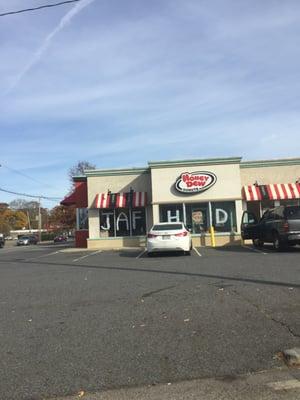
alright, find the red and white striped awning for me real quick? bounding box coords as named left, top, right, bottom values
left=243, top=183, right=300, bottom=201
left=94, top=193, right=111, bottom=208
left=94, top=192, right=147, bottom=209
left=133, top=191, right=147, bottom=207
left=116, top=192, right=127, bottom=208
left=243, top=185, right=263, bottom=201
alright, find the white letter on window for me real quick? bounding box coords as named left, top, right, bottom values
left=132, top=211, right=142, bottom=230
left=167, top=209, right=180, bottom=222
left=116, top=212, right=129, bottom=231
left=215, top=208, right=228, bottom=224
left=101, top=212, right=113, bottom=230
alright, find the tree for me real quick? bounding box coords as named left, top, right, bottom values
left=68, top=160, right=96, bottom=193
left=9, top=199, right=49, bottom=229
left=48, top=205, right=76, bottom=230
left=10, top=199, right=39, bottom=210
left=69, top=160, right=96, bottom=181
left=0, top=209, right=28, bottom=234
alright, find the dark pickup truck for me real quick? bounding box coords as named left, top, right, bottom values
left=241, top=205, right=300, bottom=250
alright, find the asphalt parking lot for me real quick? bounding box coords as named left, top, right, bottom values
left=0, top=243, right=299, bottom=399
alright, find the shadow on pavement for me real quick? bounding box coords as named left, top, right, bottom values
left=14, top=258, right=300, bottom=289
left=119, top=250, right=185, bottom=258
left=212, top=244, right=300, bottom=253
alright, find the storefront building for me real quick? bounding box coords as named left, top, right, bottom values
left=62, top=157, right=300, bottom=249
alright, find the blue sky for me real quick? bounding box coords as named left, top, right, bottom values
left=1, top=0, right=300, bottom=208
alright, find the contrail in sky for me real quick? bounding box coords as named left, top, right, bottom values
left=6, top=0, right=96, bottom=94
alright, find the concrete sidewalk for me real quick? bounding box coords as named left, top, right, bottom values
left=52, top=368, right=300, bottom=400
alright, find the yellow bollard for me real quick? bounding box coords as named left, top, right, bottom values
left=210, top=226, right=216, bottom=247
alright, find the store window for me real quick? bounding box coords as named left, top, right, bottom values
left=77, top=208, right=88, bottom=230
left=211, top=201, right=237, bottom=233
left=159, top=202, right=237, bottom=234
left=100, top=209, right=115, bottom=237
left=280, top=199, right=300, bottom=207
left=160, top=204, right=183, bottom=223
left=99, top=208, right=146, bottom=237
left=131, top=208, right=147, bottom=236
left=185, top=203, right=209, bottom=233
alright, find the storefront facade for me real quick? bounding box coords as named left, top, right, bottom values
left=64, top=157, right=300, bottom=249
left=241, top=158, right=300, bottom=220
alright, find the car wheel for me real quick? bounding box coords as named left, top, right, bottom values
left=184, top=250, right=191, bottom=256
left=147, top=252, right=154, bottom=257
left=253, top=239, right=264, bottom=248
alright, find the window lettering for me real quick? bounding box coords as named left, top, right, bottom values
left=215, top=208, right=228, bottom=225
left=132, top=210, right=142, bottom=230
left=167, top=209, right=180, bottom=222
left=116, top=212, right=129, bottom=231
left=100, top=211, right=113, bottom=231
left=100, top=208, right=146, bottom=237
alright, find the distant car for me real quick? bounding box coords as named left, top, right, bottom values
left=147, top=222, right=192, bottom=256
left=54, top=235, right=67, bottom=243
left=17, top=235, right=38, bottom=246
left=0, top=234, right=5, bottom=248
left=241, top=205, right=300, bottom=250
left=4, top=236, right=13, bottom=240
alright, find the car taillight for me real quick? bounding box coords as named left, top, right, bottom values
left=147, top=233, right=157, bottom=238
left=175, top=231, right=188, bottom=237
left=283, top=221, right=289, bottom=232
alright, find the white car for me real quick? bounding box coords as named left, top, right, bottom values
left=147, top=222, right=192, bottom=256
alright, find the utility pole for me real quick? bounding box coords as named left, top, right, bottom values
left=38, top=197, right=42, bottom=242
left=27, top=211, right=31, bottom=231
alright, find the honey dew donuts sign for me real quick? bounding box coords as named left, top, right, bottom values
left=175, top=171, right=217, bottom=194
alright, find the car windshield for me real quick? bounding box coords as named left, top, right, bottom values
left=152, top=224, right=183, bottom=231
left=20, top=236, right=29, bottom=240
left=284, top=206, right=300, bottom=220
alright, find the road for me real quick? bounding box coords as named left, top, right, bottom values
left=0, top=242, right=299, bottom=399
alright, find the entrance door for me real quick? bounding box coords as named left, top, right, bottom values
left=241, top=211, right=258, bottom=240
left=246, top=201, right=261, bottom=219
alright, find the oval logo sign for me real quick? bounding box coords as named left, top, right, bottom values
left=175, top=171, right=217, bottom=194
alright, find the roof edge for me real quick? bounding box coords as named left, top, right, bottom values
left=84, top=167, right=150, bottom=177
left=148, top=157, right=242, bottom=168
left=241, top=158, right=300, bottom=169
left=73, top=176, right=87, bottom=182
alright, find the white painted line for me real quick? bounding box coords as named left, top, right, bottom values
left=73, top=250, right=102, bottom=262
left=242, top=245, right=267, bottom=255
left=136, top=249, right=147, bottom=259
left=267, top=379, right=300, bottom=391
left=193, top=247, right=202, bottom=257
left=24, top=250, right=61, bottom=261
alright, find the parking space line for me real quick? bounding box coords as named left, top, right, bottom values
left=73, top=250, right=102, bottom=262
left=136, top=249, right=147, bottom=259
left=242, top=245, right=267, bottom=255
left=193, top=247, right=202, bottom=257
left=24, top=250, right=61, bottom=261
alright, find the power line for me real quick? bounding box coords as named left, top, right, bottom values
left=0, top=187, right=61, bottom=201
left=0, top=163, right=55, bottom=188
left=0, top=0, right=81, bottom=17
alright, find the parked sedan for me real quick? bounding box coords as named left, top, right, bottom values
left=17, top=235, right=38, bottom=246
left=147, top=222, right=192, bottom=256
left=54, top=235, right=67, bottom=243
